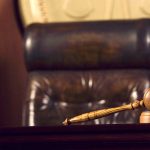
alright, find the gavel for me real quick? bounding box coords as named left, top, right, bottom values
left=63, top=89, right=150, bottom=125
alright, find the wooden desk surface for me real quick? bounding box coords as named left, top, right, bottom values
left=0, top=124, right=150, bottom=149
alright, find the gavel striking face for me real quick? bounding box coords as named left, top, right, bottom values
left=63, top=88, right=150, bottom=125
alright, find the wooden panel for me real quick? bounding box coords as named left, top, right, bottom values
left=0, top=0, right=27, bottom=126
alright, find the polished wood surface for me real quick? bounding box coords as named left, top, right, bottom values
left=0, top=0, right=27, bottom=126
left=0, top=125, right=150, bottom=149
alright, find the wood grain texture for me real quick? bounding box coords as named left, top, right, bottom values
left=0, top=0, right=27, bottom=126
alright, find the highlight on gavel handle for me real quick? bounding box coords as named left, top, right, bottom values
left=63, top=100, right=144, bottom=125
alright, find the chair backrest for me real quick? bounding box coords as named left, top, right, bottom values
left=25, top=19, right=150, bottom=71
left=23, top=19, right=150, bottom=126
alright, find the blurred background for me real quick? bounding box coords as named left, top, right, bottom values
left=1, top=0, right=150, bottom=127
left=0, top=0, right=27, bottom=127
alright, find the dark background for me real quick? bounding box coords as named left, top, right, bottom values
left=0, top=0, right=27, bottom=127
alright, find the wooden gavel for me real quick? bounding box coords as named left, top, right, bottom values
left=63, top=89, right=150, bottom=125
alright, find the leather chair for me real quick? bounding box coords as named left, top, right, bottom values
left=23, top=19, right=150, bottom=126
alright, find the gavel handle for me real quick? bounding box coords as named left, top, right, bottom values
left=63, top=100, right=143, bottom=125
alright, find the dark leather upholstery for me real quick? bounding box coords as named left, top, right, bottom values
left=23, top=19, right=150, bottom=126
left=25, top=19, right=150, bottom=71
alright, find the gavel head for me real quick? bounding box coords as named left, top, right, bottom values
left=143, top=88, right=150, bottom=110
